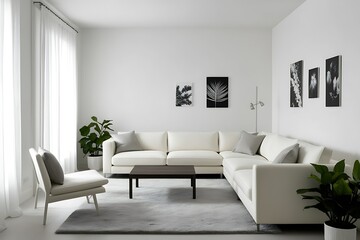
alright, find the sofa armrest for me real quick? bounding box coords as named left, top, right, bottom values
left=103, top=138, right=115, bottom=175
left=252, top=164, right=329, bottom=224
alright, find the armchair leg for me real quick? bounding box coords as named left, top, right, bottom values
left=93, top=194, right=99, bottom=215
left=34, top=186, right=39, bottom=209
left=86, top=195, right=90, bottom=203
left=43, top=200, right=48, bottom=225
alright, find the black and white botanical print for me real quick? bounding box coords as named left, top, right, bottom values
left=309, top=67, right=319, bottom=98
left=326, top=55, right=341, bottom=107
left=176, top=83, right=192, bottom=107
left=290, top=60, right=303, bottom=107
left=207, top=77, right=228, bottom=108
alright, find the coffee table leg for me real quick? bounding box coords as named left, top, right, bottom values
left=129, top=177, right=133, bottom=199
left=136, top=178, right=139, bottom=188
left=192, top=176, right=196, bottom=199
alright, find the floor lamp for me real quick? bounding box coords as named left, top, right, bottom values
left=250, top=86, right=264, bottom=133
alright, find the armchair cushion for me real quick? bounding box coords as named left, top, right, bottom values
left=50, top=170, right=108, bottom=195
left=38, top=147, right=64, bottom=185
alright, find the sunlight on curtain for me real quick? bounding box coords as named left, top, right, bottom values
left=0, top=0, right=22, bottom=232
left=39, top=6, right=78, bottom=173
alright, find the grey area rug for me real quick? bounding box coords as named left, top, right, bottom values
left=56, top=178, right=280, bottom=234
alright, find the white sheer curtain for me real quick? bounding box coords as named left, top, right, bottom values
left=38, top=6, right=78, bottom=173
left=0, top=0, right=22, bottom=232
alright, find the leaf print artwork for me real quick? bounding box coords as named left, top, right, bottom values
left=207, top=77, right=229, bottom=108
left=176, top=83, right=193, bottom=107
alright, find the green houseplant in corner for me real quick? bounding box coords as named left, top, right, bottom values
left=79, top=116, right=113, bottom=170
left=297, top=159, right=360, bottom=240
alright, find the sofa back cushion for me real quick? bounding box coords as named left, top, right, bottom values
left=258, top=132, right=298, bottom=162
left=233, top=131, right=265, bottom=155
left=118, top=132, right=167, bottom=152
left=297, top=141, right=332, bottom=164
left=219, top=131, right=242, bottom=152
left=168, top=132, right=218, bottom=152
left=112, top=131, right=143, bottom=153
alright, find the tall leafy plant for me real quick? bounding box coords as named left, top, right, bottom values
left=79, top=116, right=113, bottom=156
left=297, top=160, right=360, bottom=229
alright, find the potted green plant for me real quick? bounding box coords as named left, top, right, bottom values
left=297, top=159, right=360, bottom=240
left=79, top=116, right=113, bottom=170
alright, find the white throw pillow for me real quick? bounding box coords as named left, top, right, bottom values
left=233, top=131, right=265, bottom=155
left=272, top=143, right=299, bottom=164
left=112, top=131, right=143, bottom=154
left=38, top=147, right=64, bottom=185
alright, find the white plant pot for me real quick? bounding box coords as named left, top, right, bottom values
left=324, top=222, right=356, bottom=240
left=87, top=156, right=102, bottom=171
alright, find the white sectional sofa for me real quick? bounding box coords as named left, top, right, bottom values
left=102, top=130, right=333, bottom=225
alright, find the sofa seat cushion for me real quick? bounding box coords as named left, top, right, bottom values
left=220, top=151, right=265, bottom=159
left=223, top=157, right=269, bottom=175
left=50, top=170, right=108, bottom=196
left=166, top=151, right=222, bottom=166
left=234, top=169, right=253, bottom=200
left=112, top=150, right=167, bottom=166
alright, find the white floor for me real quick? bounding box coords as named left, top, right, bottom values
left=0, top=178, right=358, bottom=240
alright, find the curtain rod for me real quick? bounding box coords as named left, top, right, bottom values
left=33, top=1, right=78, bottom=33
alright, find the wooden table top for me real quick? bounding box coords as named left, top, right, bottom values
left=130, top=165, right=195, bottom=176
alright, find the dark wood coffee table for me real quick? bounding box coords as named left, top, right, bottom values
left=129, top=165, right=196, bottom=199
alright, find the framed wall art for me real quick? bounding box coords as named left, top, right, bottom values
left=206, top=77, right=228, bottom=108
left=290, top=60, right=303, bottom=107
left=176, top=83, right=193, bottom=107
left=309, top=67, right=319, bottom=98
left=325, top=55, right=341, bottom=107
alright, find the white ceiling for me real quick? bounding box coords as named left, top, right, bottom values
left=46, top=0, right=305, bottom=29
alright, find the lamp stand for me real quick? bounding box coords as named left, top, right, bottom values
left=255, top=86, right=258, bottom=133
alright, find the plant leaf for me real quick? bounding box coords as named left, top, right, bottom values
left=311, top=163, right=329, bottom=175
left=321, top=172, right=332, bottom=184
left=304, top=203, right=328, bottom=215
left=79, top=126, right=90, bottom=136
left=333, top=178, right=352, bottom=196
left=309, top=173, right=321, bottom=183
left=334, top=159, right=345, bottom=173
left=301, top=195, right=323, bottom=203
left=353, top=160, right=360, bottom=181
left=89, top=132, right=97, bottom=142
left=296, top=188, right=320, bottom=194
left=94, top=125, right=101, bottom=134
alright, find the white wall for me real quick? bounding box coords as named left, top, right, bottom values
left=272, top=0, right=360, bottom=164
left=78, top=28, right=272, bottom=168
